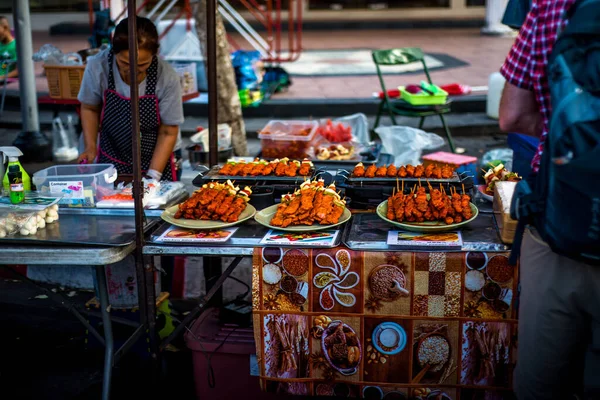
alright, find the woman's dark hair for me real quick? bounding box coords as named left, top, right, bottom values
left=112, top=16, right=160, bottom=55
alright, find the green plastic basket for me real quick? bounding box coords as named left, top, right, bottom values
left=399, top=85, right=448, bottom=106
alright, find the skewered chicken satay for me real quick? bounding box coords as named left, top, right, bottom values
left=325, top=200, right=346, bottom=224
left=315, top=188, right=336, bottom=221
left=215, top=194, right=236, bottom=216
left=414, top=165, right=425, bottom=178
left=224, top=188, right=252, bottom=222
left=240, top=162, right=256, bottom=176
left=441, top=164, right=454, bottom=179
left=263, top=162, right=275, bottom=175
left=398, top=166, right=407, bottom=178
left=424, top=164, right=435, bottom=178
left=387, top=193, right=396, bottom=220
left=461, top=193, right=473, bottom=220
left=387, top=165, right=398, bottom=177
left=405, top=165, right=416, bottom=177
left=284, top=194, right=302, bottom=215
left=207, top=189, right=228, bottom=212
left=365, top=164, right=377, bottom=178
left=199, top=185, right=220, bottom=205
left=415, top=187, right=429, bottom=213
left=271, top=195, right=291, bottom=226
left=394, top=193, right=406, bottom=222
left=451, top=191, right=464, bottom=214
left=353, top=162, right=366, bottom=177
left=285, top=160, right=300, bottom=177
left=275, top=158, right=289, bottom=176
left=376, top=165, right=388, bottom=177
left=250, top=161, right=267, bottom=176
left=230, top=161, right=246, bottom=176
left=300, top=182, right=317, bottom=211
left=298, top=159, right=313, bottom=176
left=219, top=161, right=235, bottom=175
left=432, top=166, right=443, bottom=179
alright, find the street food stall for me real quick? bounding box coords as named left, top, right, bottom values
left=0, top=2, right=522, bottom=400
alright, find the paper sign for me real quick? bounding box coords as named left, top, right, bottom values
left=49, top=181, right=85, bottom=199
left=260, top=229, right=340, bottom=247
left=387, top=230, right=463, bottom=250
left=156, top=226, right=238, bottom=243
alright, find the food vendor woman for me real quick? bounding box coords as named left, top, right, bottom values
left=77, top=16, right=184, bottom=181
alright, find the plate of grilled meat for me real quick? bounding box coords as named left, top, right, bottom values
left=376, top=182, right=478, bottom=232
left=254, top=179, right=351, bottom=232
left=161, top=180, right=256, bottom=229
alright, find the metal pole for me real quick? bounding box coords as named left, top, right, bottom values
left=11, top=0, right=51, bottom=162
left=127, top=0, right=159, bottom=379
left=96, top=266, right=114, bottom=400
left=207, top=0, right=218, bottom=167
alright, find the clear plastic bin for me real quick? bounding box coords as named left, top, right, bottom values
left=32, top=164, right=118, bottom=207
left=259, top=120, right=318, bottom=159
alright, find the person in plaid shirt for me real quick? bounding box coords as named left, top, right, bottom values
left=499, top=1, right=600, bottom=399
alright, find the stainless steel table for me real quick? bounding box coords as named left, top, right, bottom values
left=0, top=213, right=157, bottom=400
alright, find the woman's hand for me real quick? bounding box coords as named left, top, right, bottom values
left=78, top=146, right=97, bottom=164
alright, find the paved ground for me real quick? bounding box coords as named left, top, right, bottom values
left=4, top=28, right=515, bottom=100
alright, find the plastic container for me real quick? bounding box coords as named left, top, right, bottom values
left=399, top=85, right=448, bottom=106
left=32, top=164, right=118, bottom=207
left=259, top=120, right=319, bottom=159
left=422, top=151, right=478, bottom=179
left=185, top=309, right=262, bottom=400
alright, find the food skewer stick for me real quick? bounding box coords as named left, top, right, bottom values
left=462, top=183, right=466, bottom=195
left=402, top=179, right=404, bottom=193
left=396, top=177, right=400, bottom=193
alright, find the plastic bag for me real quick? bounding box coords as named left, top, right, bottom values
left=318, top=113, right=370, bottom=145
left=375, top=126, right=445, bottom=165
left=190, top=124, right=232, bottom=151
left=0, top=205, right=59, bottom=237
left=52, top=117, right=78, bottom=162
left=232, top=50, right=263, bottom=90
left=33, top=44, right=63, bottom=63
left=481, top=148, right=514, bottom=172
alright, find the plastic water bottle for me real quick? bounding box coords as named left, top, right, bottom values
left=487, top=72, right=506, bottom=120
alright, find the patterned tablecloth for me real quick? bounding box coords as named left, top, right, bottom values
left=252, top=247, right=518, bottom=400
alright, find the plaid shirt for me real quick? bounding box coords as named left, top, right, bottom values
left=500, top=0, right=576, bottom=172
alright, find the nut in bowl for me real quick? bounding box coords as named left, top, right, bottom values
left=321, top=320, right=361, bottom=376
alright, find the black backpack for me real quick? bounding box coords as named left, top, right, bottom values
left=510, top=0, right=600, bottom=265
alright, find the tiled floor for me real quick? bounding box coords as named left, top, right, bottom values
left=18, top=28, right=515, bottom=100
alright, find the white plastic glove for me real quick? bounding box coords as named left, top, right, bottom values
left=146, top=169, right=162, bottom=181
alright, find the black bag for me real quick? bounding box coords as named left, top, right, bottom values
left=502, top=0, right=532, bottom=29
left=510, top=0, right=600, bottom=265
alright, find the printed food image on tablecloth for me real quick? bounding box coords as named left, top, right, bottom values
left=312, top=249, right=363, bottom=314
left=313, top=382, right=360, bottom=397
left=361, top=385, right=411, bottom=399
left=411, top=387, right=457, bottom=400
left=309, top=315, right=362, bottom=383
left=412, top=321, right=459, bottom=385
left=363, top=318, right=411, bottom=384
left=462, top=253, right=516, bottom=320
left=261, top=248, right=311, bottom=312
left=363, top=252, right=412, bottom=316
left=263, top=314, right=310, bottom=379
left=412, top=253, right=462, bottom=317
left=461, top=321, right=514, bottom=388
left=264, top=380, right=310, bottom=396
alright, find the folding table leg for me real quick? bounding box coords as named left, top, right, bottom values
left=95, top=265, right=114, bottom=400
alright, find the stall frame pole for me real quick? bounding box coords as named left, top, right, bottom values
left=207, top=0, right=218, bottom=167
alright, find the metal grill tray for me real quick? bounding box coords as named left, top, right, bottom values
left=192, top=165, right=327, bottom=187
left=342, top=170, right=462, bottom=184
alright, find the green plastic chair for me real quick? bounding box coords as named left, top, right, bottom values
left=372, top=48, right=456, bottom=153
